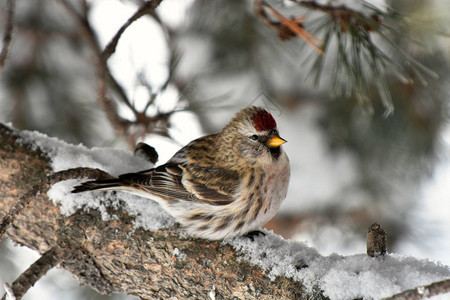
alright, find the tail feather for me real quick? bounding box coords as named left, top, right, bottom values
left=71, top=179, right=123, bottom=193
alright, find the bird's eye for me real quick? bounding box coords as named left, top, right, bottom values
left=271, top=129, right=278, bottom=135
left=250, top=134, right=259, bottom=141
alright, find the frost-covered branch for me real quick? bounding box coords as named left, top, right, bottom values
left=0, top=168, right=111, bottom=239
left=384, top=278, right=450, bottom=300
left=0, top=123, right=449, bottom=299
left=0, top=123, right=304, bottom=299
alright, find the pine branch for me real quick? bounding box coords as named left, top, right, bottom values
left=256, top=0, right=440, bottom=114
left=254, top=0, right=324, bottom=54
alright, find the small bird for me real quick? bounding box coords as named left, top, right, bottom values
left=72, top=106, right=290, bottom=240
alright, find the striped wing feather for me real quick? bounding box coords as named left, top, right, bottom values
left=120, top=163, right=239, bottom=206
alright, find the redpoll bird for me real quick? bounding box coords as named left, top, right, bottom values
left=72, top=106, right=290, bottom=240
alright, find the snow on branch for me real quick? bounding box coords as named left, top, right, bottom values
left=385, top=279, right=450, bottom=300
left=0, top=123, right=449, bottom=299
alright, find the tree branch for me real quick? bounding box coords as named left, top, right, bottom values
left=1, top=246, right=64, bottom=300
left=1, top=123, right=449, bottom=299
left=54, top=0, right=133, bottom=136
left=383, top=279, right=450, bottom=300
left=298, top=0, right=382, bottom=32
left=0, top=0, right=15, bottom=69
left=55, top=0, right=182, bottom=148
left=101, top=0, right=164, bottom=62
left=0, top=123, right=305, bottom=299
left=254, top=0, right=324, bottom=55
left=0, top=168, right=111, bottom=239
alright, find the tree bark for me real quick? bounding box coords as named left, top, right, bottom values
left=0, top=124, right=307, bottom=299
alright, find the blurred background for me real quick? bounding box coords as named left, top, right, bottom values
left=0, top=0, right=449, bottom=299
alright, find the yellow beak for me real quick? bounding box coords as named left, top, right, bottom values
left=267, top=135, right=287, bottom=148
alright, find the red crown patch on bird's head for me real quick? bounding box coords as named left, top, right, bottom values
left=252, top=109, right=277, bottom=131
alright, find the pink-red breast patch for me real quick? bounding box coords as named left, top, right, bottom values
left=252, top=110, right=277, bottom=131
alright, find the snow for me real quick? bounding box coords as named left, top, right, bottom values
left=15, top=126, right=175, bottom=231
left=172, top=247, right=187, bottom=261
left=229, top=231, right=450, bottom=300
left=208, top=285, right=216, bottom=300
left=9, top=124, right=450, bottom=299
left=47, top=180, right=174, bottom=231
left=17, top=128, right=151, bottom=176
left=3, top=282, right=15, bottom=300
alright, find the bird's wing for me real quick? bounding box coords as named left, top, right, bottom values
left=119, top=163, right=239, bottom=206
left=118, top=164, right=191, bottom=201
left=180, top=165, right=239, bottom=205
left=121, top=133, right=241, bottom=205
